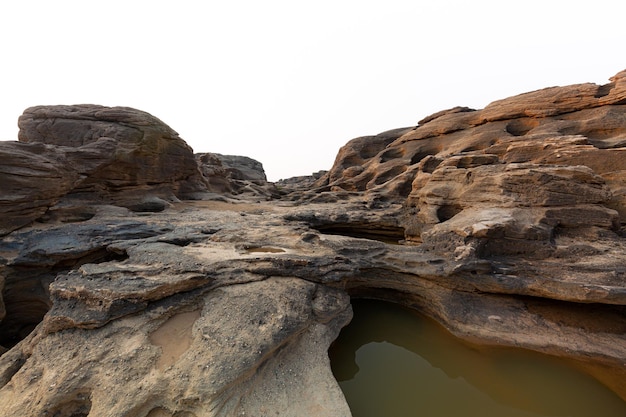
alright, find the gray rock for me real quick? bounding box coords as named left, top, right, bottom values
left=210, top=153, right=267, bottom=183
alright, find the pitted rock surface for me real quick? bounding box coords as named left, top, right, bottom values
left=2, top=70, right=626, bottom=415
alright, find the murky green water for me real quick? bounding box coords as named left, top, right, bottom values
left=329, top=299, right=626, bottom=417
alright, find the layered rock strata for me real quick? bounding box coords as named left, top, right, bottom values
left=1, top=70, right=626, bottom=415
left=1, top=105, right=276, bottom=236
left=1, top=105, right=205, bottom=235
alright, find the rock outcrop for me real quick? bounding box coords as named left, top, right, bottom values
left=0, top=141, right=80, bottom=235
left=18, top=105, right=209, bottom=198
left=196, top=152, right=279, bottom=199
left=0, top=105, right=280, bottom=236
left=208, top=153, right=267, bottom=184
left=0, top=202, right=353, bottom=417
left=2, top=70, right=626, bottom=416
left=0, top=105, right=209, bottom=235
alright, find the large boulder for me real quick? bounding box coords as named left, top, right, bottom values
left=196, top=152, right=279, bottom=199
left=0, top=105, right=212, bottom=235
left=209, top=153, right=267, bottom=184
left=18, top=104, right=207, bottom=204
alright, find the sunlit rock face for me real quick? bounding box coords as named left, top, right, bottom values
left=284, top=69, right=626, bottom=400
left=1, top=70, right=626, bottom=416
left=317, top=70, right=626, bottom=205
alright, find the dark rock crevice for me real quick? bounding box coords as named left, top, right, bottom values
left=595, top=82, right=616, bottom=98
left=314, top=223, right=406, bottom=244
left=0, top=247, right=130, bottom=350
left=505, top=118, right=538, bottom=136
left=45, top=390, right=93, bottom=417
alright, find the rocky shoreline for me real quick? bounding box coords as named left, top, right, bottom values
left=1, top=70, right=626, bottom=416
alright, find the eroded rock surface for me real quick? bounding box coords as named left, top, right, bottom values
left=2, top=70, right=626, bottom=416
left=1, top=105, right=207, bottom=235
left=18, top=105, right=209, bottom=199
left=0, top=202, right=353, bottom=417
left=0, top=141, right=79, bottom=235
left=196, top=152, right=279, bottom=199
left=1, top=105, right=281, bottom=236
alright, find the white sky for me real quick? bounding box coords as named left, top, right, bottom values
left=1, top=1, right=624, bottom=181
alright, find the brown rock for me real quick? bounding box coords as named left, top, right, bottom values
left=481, top=69, right=626, bottom=121
left=3, top=70, right=626, bottom=415
left=318, top=70, right=626, bottom=224
left=209, top=153, right=267, bottom=184
left=287, top=69, right=626, bottom=399
left=0, top=141, right=78, bottom=235
left=321, top=127, right=414, bottom=190
left=18, top=104, right=207, bottom=202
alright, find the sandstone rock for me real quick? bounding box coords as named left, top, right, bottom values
left=2, top=70, right=626, bottom=416
left=210, top=153, right=267, bottom=183
left=195, top=153, right=233, bottom=194
left=417, top=105, right=476, bottom=125
left=195, top=152, right=281, bottom=200
left=291, top=69, right=626, bottom=399
left=0, top=141, right=78, bottom=235
left=0, top=213, right=171, bottom=348
left=1, top=105, right=285, bottom=234
left=0, top=277, right=351, bottom=416
left=315, top=70, right=626, bottom=209
left=0, top=204, right=353, bottom=416
left=320, top=127, right=414, bottom=191
left=17, top=104, right=207, bottom=205
left=276, top=170, right=327, bottom=187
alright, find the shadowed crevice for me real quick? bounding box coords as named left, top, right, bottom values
left=595, top=82, right=615, bottom=98
left=314, top=223, right=405, bottom=244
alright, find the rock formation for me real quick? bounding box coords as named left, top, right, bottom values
left=1, top=105, right=206, bottom=235
left=0, top=105, right=278, bottom=236
left=2, top=70, right=626, bottom=416
left=207, top=153, right=267, bottom=184
left=196, top=152, right=280, bottom=199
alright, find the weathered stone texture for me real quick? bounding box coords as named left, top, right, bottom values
left=0, top=141, right=78, bottom=234
left=18, top=104, right=206, bottom=193
left=2, top=70, right=626, bottom=415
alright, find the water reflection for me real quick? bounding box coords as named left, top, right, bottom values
left=329, top=299, right=626, bottom=417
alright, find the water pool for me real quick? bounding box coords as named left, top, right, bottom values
left=329, top=299, right=626, bottom=417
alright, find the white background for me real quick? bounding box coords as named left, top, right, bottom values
left=1, top=1, right=624, bottom=180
